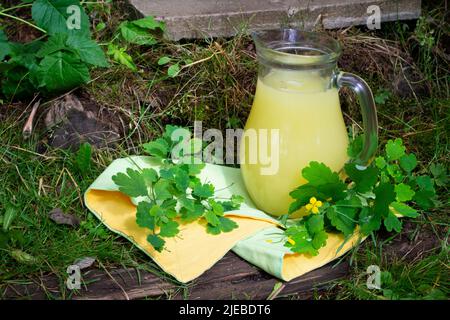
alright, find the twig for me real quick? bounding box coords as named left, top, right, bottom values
left=181, top=50, right=220, bottom=70
left=0, top=11, right=46, bottom=33
left=98, top=261, right=130, bottom=300
left=22, top=99, right=41, bottom=139
left=8, top=145, right=58, bottom=160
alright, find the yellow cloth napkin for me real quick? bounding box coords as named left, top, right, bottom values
left=84, top=156, right=362, bottom=283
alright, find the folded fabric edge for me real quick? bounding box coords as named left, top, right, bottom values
left=84, top=189, right=279, bottom=283
left=82, top=190, right=189, bottom=283
left=280, top=233, right=366, bottom=281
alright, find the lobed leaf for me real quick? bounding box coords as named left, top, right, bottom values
left=112, top=168, right=148, bottom=197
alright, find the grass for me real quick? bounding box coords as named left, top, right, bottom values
left=0, top=0, right=449, bottom=299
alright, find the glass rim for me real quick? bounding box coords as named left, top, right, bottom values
left=251, top=29, right=342, bottom=67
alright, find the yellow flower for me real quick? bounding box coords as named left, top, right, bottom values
left=305, top=197, right=323, bottom=214
left=265, top=239, right=273, bottom=243
left=287, top=237, right=296, bottom=245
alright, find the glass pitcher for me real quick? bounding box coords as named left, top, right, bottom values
left=240, top=29, right=378, bottom=217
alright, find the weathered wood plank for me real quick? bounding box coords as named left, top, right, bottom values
left=3, top=221, right=439, bottom=300
left=2, top=252, right=349, bottom=300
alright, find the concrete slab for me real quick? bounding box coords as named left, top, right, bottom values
left=128, top=0, right=422, bottom=40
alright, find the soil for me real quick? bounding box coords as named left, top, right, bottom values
left=38, top=91, right=122, bottom=152
left=379, top=220, right=443, bottom=263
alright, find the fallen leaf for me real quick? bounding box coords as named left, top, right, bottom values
left=49, top=208, right=80, bottom=227
left=73, top=256, right=96, bottom=270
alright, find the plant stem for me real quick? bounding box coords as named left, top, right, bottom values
left=0, top=12, right=46, bottom=34
left=0, top=3, right=32, bottom=14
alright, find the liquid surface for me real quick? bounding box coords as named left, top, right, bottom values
left=240, top=70, right=349, bottom=216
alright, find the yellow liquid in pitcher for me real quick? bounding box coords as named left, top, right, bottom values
left=240, top=70, right=349, bottom=216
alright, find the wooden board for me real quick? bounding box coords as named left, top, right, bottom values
left=2, top=252, right=348, bottom=300
left=3, top=221, right=439, bottom=300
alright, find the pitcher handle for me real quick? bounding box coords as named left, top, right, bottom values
left=335, top=71, right=378, bottom=168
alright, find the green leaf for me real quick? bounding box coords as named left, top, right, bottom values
left=173, top=168, right=190, bottom=192
left=119, top=21, right=157, bottom=45
left=359, top=207, right=382, bottom=235
left=193, top=183, right=214, bottom=198
left=290, top=184, right=318, bottom=204
left=386, top=163, right=403, bottom=182
left=142, top=138, right=169, bottom=158
left=312, top=230, right=328, bottom=250
left=1, top=65, right=37, bottom=98
left=206, top=216, right=239, bottom=234
left=416, top=175, right=435, bottom=192
left=344, top=163, right=379, bottom=193
left=159, top=220, right=179, bottom=237
left=0, top=30, right=11, bottom=61
left=373, top=182, right=396, bottom=217
left=284, top=225, right=318, bottom=256
left=390, top=202, right=419, bottom=218
left=32, top=51, right=90, bottom=92
left=107, top=43, right=136, bottom=71
left=32, top=0, right=90, bottom=37
left=154, top=179, right=172, bottom=201
left=347, top=135, right=363, bottom=158
left=167, top=64, right=180, bottom=77
left=136, top=201, right=155, bottom=230
left=316, top=182, right=347, bottom=201
left=302, top=161, right=340, bottom=186
left=394, top=183, right=415, bottom=202
left=219, top=195, right=245, bottom=212
left=209, top=200, right=224, bottom=216
left=9, top=41, right=43, bottom=68
left=181, top=203, right=204, bottom=222
left=112, top=168, right=148, bottom=197
left=384, top=211, right=402, bottom=232
left=217, top=217, right=238, bottom=233
left=147, top=234, right=165, bottom=252
left=374, top=89, right=391, bottom=105
left=375, top=156, right=387, bottom=169
left=326, top=197, right=360, bottom=236
left=206, top=224, right=221, bottom=235
left=36, top=34, right=69, bottom=57
left=413, top=189, right=435, bottom=209
left=142, top=168, right=158, bottom=185
left=205, top=210, right=220, bottom=227
left=95, top=22, right=106, bottom=32
left=178, top=195, right=195, bottom=211
left=158, top=56, right=171, bottom=65
left=161, top=199, right=177, bottom=219
left=75, top=142, right=91, bottom=174
left=66, top=34, right=109, bottom=67
left=430, top=163, right=448, bottom=187
left=131, top=16, right=165, bottom=30
left=3, top=206, right=17, bottom=232
left=386, top=138, right=406, bottom=161
left=305, top=214, right=324, bottom=234
left=399, top=154, right=417, bottom=173
left=183, top=163, right=206, bottom=176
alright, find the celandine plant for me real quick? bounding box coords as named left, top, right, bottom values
left=282, top=137, right=439, bottom=255
left=112, top=126, right=243, bottom=252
